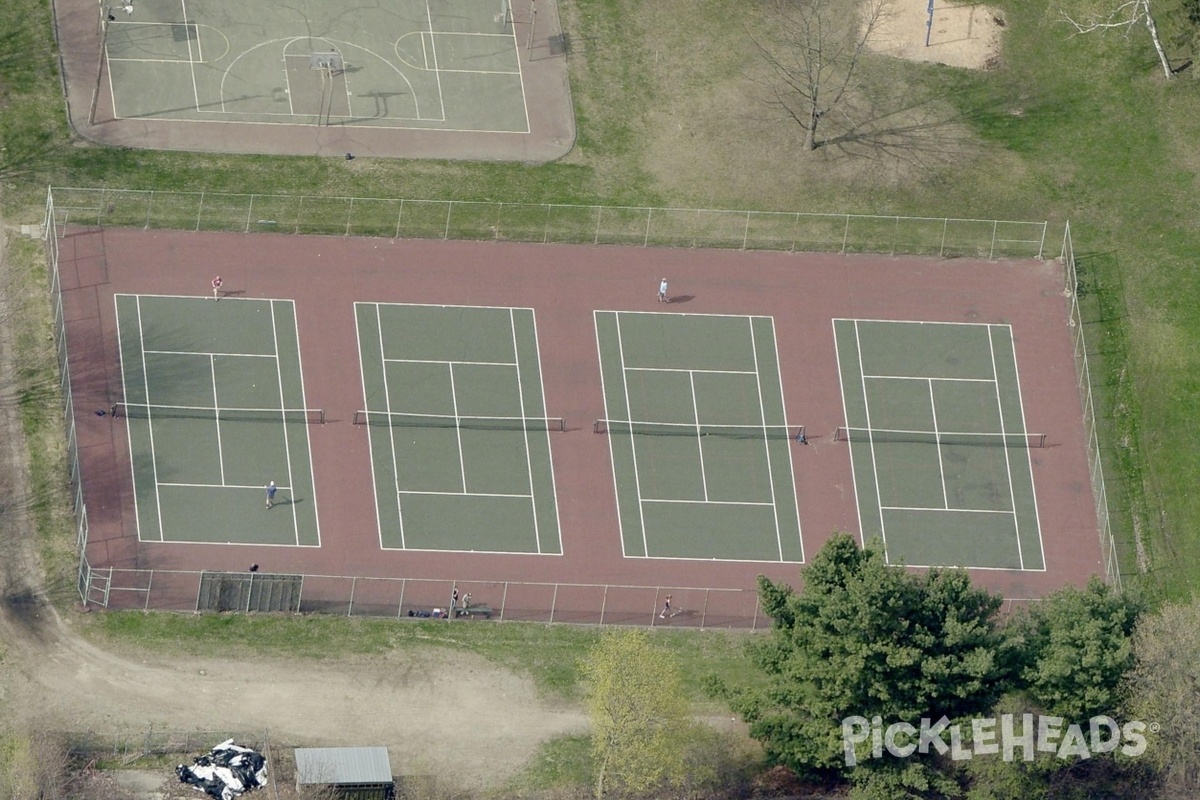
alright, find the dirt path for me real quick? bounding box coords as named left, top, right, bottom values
left=0, top=222, right=586, bottom=792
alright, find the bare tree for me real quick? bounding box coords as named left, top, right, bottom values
left=1064, top=0, right=1175, bottom=79
left=754, top=0, right=891, bottom=151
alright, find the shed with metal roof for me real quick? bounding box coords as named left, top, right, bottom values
left=294, top=747, right=394, bottom=800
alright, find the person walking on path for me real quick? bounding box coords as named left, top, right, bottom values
left=660, top=594, right=673, bottom=618
left=211, top=275, right=223, bottom=300
left=657, top=277, right=668, bottom=303
left=265, top=481, right=277, bottom=509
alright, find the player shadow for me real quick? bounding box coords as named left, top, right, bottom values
left=666, top=294, right=695, bottom=305
left=218, top=289, right=248, bottom=298
left=268, top=496, right=304, bottom=508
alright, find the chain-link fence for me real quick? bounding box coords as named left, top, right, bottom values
left=91, top=567, right=765, bottom=628
left=48, top=187, right=1048, bottom=258
left=1061, top=222, right=1122, bottom=589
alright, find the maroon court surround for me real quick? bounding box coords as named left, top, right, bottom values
left=57, top=228, right=1105, bottom=607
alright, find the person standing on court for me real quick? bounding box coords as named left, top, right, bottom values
left=265, top=480, right=277, bottom=509
left=657, top=277, right=669, bottom=303
left=660, top=594, right=672, bottom=618
left=211, top=275, right=223, bottom=301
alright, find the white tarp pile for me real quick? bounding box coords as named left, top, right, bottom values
left=176, top=739, right=268, bottom=800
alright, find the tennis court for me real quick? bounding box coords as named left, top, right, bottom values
left=114, top=294, right=321, bottom=546
left=594, top=311, right=803, bottom=562
left=355, top=302, right=561, bottom=554
left=833, top=319, right=1044, bottom=570
left=101, top=0, right=529, bottom=131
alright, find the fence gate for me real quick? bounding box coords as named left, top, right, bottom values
left=197, top=571, right=303, bottom=612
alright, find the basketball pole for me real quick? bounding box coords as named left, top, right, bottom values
left=89, top=7, right=110, bottom=126
left=527, top=0, right=536, bottom=53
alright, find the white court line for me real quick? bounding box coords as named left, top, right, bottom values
left=161, top=481, right=290, bottom=490
left=135, top=296, right=168, bottom=541
left=509, top=5, right=532, bottom=132
left=902, top=562, right=1048, bottom=573
left=929, top=379, right=948, bottom=509
left=689, top=371, right=710, bottom=502
left=854, top=320, right=890, bottom=557
left=355, top=305, right=387, bottom=552
left=625, top=366, right=757, bottom=376
left=642, top=498, right=774, bottom=507
left=832, top=317, right=998, bottom=329
left=448, top=363, right=469, bottom=491
left=988, top=325, right=1025, bottom=570
left=831, top=322, right=866, bottom=548
left=748, top=317, right=784, bottom=561
left=614, top=313, right=650, bottom=556
left=374, top=304, right=406, bottom=548
left=116, top=298, right=146, bottom=542
left=594, top=312, right=630, bottom=557
left=145, top=348, right=275, bottom=358
left=399, top=490, right=533, bottom=499
left=529, top=309, right=564, bottom=555
left=282, top=43, right=294, bottom=116
left=769, top=316, right=804, bottom=562
left=269, top=301, right=301, bottom=544
left=881, top=505, right=1015, bottom=514
left=179, top=0, right=201, bottom=112
left=210, top=354, right=225, bottom=485
left=510, top=308, right=541, bottom=553
left=289, top=299, right=322, bottom=547
left=377, top=301, right=537, bottom=312
left=602, top=309, right=767, bottom=320
left=384, top=357, right=516, bottom=367
left=423, top=1, right=447, bottom=121
left=1005, top=325, right=1047, bottom=567
left=865, top=374, right=995, bottom=383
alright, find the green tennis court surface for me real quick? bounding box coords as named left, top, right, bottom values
left=104, top=0, right=529, bottom=131
left=114, top=295, right=320, bottom=546
left=356, top=303, right=561, bottom=554
left=595, top=311, right=803, bottom=562
left=834, top=319, right=1044, bottom=570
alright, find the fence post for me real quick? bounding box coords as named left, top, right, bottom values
left=543, top=203, right=552, bottom=244
left=396, top=199, right=404, bottom=240
left=550, top=583, right=558, bottom=623
left=501, top=581, right=509, bottom=621
left=742, top=210, right=751, bottom=250
left=444, top=201, right=453, bottom=240
left=495, top=202, right=503, bottom=239
left=245, top=195, right=254, bottom=233
left=145, top=190, right=154, bottom=230
left=196, top=192, right=204, bottom=232
left=989, top=219, right=998, bottom=260
left=348, top=576, right=356, bottom=616
left=841, top=215, right=850, bottom=254
left=594, top=206, right=603, bottom=245
left=145, top=570, right=153, bottom=610
left=939, top=218, right=948, bottom=258
left=643, top=207, right=652, bottom=247
left=600, top=584, right=608, bottom=625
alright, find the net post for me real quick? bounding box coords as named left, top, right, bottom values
left=834, top=427, right=848, bottom=442
left=593, top=419, right=604, bottom=434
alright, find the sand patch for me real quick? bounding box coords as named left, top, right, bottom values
left=866, top=0, right=1005, bottom=70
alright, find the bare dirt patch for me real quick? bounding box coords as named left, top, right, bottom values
left=0, top=224, right=585, bottom=792
left=866, top=0, right=1006, bottom=71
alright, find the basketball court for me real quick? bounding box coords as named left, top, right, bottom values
left=55, top=0, right=574, bottom=158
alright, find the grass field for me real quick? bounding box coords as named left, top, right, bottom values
left=4, top=0, right=1199, bottom=646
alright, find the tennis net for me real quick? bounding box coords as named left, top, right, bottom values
left=111, top=403, right=326, bottom=424
left=353, top=410, right=565, bottom=432
left=594, top=419, right=805, bottom=440
left=835, top=427, right=1046, bottom=448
